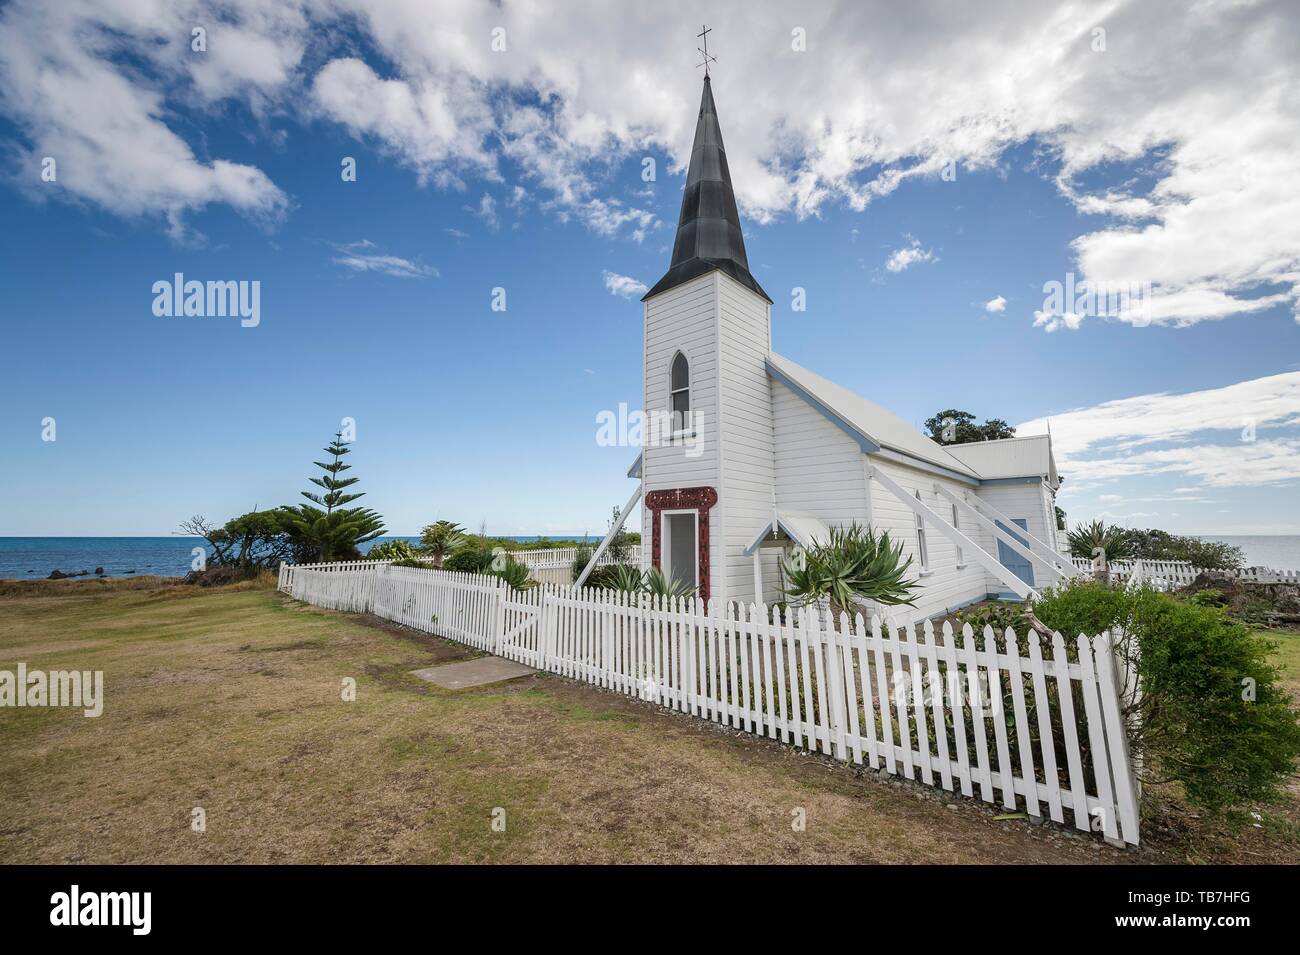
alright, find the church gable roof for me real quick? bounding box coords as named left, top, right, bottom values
left=944, top=434, right=1058, bottom=487
left=766, top=353, right=983, bottom=481
left=643, top=76, right=771, bottom=304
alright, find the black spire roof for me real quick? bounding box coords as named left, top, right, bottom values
left=643, top=75, right=771, bottom=303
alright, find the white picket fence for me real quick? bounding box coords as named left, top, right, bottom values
left=278, top=561, right=1141, bottom=846
left=508, top=545, right=643, bottom=570
left=1068, top=557, right=1299, bottom=587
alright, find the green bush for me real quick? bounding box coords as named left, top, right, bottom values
left=443, top=545, right=495, bottom=574
left=1187, top=588, right=1226, bottom=608
left=1033, top=578, right=1300, bottom=813
left=1032, top=580, right=1130, bottom=638
left=366, top=539, right=418, bottom=562
left=955, top=602, right=1028, bottom=635
left=1127, top=528, right=1244, bottom=570
left=570, top=542, right=594, bottom=583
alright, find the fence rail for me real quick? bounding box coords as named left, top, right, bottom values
left=1068, top=557, right=1299, bottom=586
left=506, top=545, right=643, bottom=570
left=278, top=561, right=1140, bottom=845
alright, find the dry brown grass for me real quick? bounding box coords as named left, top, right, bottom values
left=0, top=580, right=1293, bottom=864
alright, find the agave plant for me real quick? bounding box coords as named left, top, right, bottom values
left=489, top=557, right=534, bottom=592
left=781, top=523, right=918, bottom=618
left=1067, top=519, right=1133, bottom=579
left=643, top=566, right=697, bottom=600
left=608, top=563, right=647, bottom=594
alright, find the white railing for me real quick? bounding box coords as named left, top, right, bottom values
left=1068, top=558, right=1299, bottom=586
left=279, top=561, right=1141, bottom=846
left=507, top=545, right=643, bottom=570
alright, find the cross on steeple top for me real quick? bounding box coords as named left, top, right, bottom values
left=696, top=24, right=716, bottom=76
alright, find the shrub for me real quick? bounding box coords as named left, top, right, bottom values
left=366, top=539, right=418, bottom=561
left=1126, top=528, right=1244, bottom=570
left=1033, top=578, right=1300, bottom=813
left=1031, top=579, right=1130, bottom=638
left=570, top=542, right=594, bottom=583
left=582, top=563, right=635, bottom=591
left=955, top=602, right=1028, bottom=635
left=1187, top=588, right=1226, bottom=608
left=444, top=545, right=494, bottom=574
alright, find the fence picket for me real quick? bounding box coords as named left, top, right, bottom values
left=1005, top=629, right=1040, bottom=817
left=281, top=561, right=1140, bottom=845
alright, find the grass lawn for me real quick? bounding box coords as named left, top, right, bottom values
left=2, top=579, right=1297, bottom=864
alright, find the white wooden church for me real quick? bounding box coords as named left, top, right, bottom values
left=587, top=75, right=1080, bottom=621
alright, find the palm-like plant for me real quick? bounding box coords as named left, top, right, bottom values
left=609, top=564, right=647, bottom=594
left=643, top=566, right=697, bottom=600
left=419, top=520, right=465, bottom=568
left=1067, top=520, right=1133, bottom=579
left=489, top=557, right=534, bottom=592
left=781, top=523, right=918, bottom=618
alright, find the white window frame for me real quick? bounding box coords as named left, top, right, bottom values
left=914, top=490, right=930, bottom=573
left=952, top=502, right=965, bottom=568
left=668, top=351, right=692, bottom=439
left=660, top=508, right=700, bottom=589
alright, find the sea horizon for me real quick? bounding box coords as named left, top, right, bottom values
left=2, top=532, right=1298, bottom=581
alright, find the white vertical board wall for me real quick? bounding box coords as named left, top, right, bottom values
left=641, top=272, right=724, bottom=583
left=865, top=457, right=993, bottom=619
left=972, top=481, right=1052, bottom=594
left=717, top=271, right=776, bottom=606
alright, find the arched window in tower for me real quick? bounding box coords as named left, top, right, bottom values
left=670, top=352, right=690, bottom=431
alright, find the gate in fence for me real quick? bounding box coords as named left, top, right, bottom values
left=279, top=560, right=1141, bottom=845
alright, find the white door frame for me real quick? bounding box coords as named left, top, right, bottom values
left=660, top=508, right=701, bottom=589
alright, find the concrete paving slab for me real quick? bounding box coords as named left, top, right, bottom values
left=411, top=657, right=537, bottom=689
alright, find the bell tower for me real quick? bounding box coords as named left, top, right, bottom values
left=639, top=72, right=774, bottom=607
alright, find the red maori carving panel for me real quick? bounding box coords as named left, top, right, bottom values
left=644, top=486, right=718, bottom=605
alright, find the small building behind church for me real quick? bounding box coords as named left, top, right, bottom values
left=610, top=75, right=1079, bottom=621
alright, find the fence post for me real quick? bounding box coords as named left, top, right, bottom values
left=493, top=578, right=507, bottom=655
left=1094, top=632, right=1141, bottom=846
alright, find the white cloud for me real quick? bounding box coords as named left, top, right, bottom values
left=0, top=0, right=293, bottom=241
left=984, top=295, right=1007, bottom=313
left=467, top=193, right=499, bottom=230
left=331, top=240, right=438, bottom=279
left=603, top=270, right=647, bottom=298
left=1020, top=371, right=1300, bottom=488
left=885, top=236, right=936, bottom=273
left=1033, top=310, right=1083, bottom=333
left=2, top=0, right=1298, bottom=319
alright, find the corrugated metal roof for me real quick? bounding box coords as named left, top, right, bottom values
left=767, top=353, right=982, bottom=479
left=945, top=435, right=1057, bottom=484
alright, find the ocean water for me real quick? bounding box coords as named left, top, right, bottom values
left=0, top=535, right=584, bottom=580
left=3, top=534, right=1297, bottom=581
left=1200, top=536, right=1300, bottom=572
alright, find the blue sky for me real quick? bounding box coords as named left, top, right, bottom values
left=2, top=1, right=1298, bottom=537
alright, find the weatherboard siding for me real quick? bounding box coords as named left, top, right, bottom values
left=640, top=272, right=723, bottom=592
left=717, top=273, right=776, bottom=605
left=866, top=456, right=995, bottom=620
left=771, top=378, right=869, bottom=524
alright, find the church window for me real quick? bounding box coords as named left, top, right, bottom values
left=670, top=352, right=690, bottom=431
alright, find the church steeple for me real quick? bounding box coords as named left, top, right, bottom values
left=643, top=75, right=771, bottom=303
